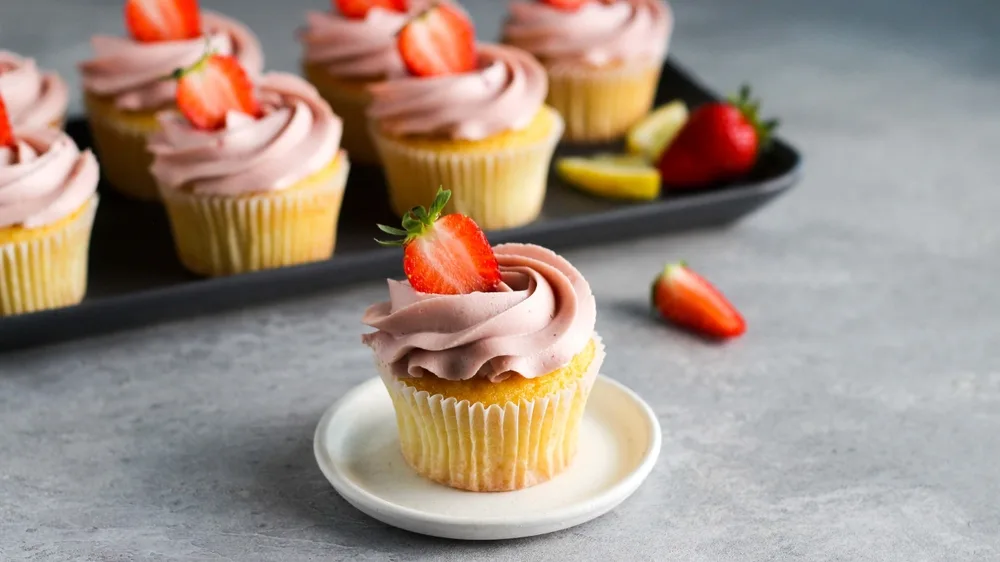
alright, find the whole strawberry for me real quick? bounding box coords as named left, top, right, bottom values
left=377, top=188, right=502, bottom=295
left=658, top=85, right=778, bottom=189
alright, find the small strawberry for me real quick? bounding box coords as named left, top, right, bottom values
left=173, top=53, right=261, bottom=131
left=0, top=96, right=14, bottom=148
left=124, top=0, right=202, bottom=43
left=397, top=2, right=477, bottom=77
left=658, top=84, right=778, bottom=189
left=377, top=188, right=502, bottom=295
left=335, top=0, right=408, bottom=19
left=651, top=262, right=745, bottom=339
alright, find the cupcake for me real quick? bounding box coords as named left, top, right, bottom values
left=367, top=2, right=563, bottom=230
left=79, top=0, right=264, bottom=201
left=363, top=189, right=602, bottom=491
left=149, top=54, right=348, bottom=277
left=503, top=0, right=673, bottom=143
left=0, top=97, right=100, bottom=317
left=0, top=51, right=69, bottom=130
left=299, top=0, right=426, bottom=164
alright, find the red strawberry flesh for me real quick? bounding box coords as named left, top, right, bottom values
left=397, top=2, right=477, bottom=77
left=335, top=0, right=408, bottom=19
left=0, top=96, right=14, bottom=148
left=652, top=262, right=745, bottom=339
left=125, top=0, right=202, bottom=43
left=377, top=188, right=501, bottom=295
left=174, top=54, right=261, bottom=131
left=540, top=0, right=590, bottom=11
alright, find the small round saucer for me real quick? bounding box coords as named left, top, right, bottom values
left=313, top=374, right=661, bottom=541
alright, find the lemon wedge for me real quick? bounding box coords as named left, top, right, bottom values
left=556, top=154, right=661, bottom=201
left=626, top=100, right=689, bottom=162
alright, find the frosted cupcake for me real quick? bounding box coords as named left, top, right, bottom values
left=0, top=98, right=100, bottom=316
left=79, top=0, right=263, bottom=200
left=0, top=51, right=69, bottom=130
left=368, top=3, right=563, bottom=230
left=150, top=55, right=348, bottom=277
left=300, top=0, right=426, bottom=164
left=503, top=0, right=672, bottom=143
left=363, top=189, right=602, bottom=491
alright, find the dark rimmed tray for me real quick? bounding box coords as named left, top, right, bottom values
left=0, top=58, right=802, bottom=351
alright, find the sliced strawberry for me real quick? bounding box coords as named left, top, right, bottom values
left=540, top=0, right=591, bottom=11
left=651, top=262, right=745, bottom=339
left=124, top=0, right=202, bottom=43
left=0, top=96, right=14, bottom=148
left=335, top=0, right=408, bottom=19
left=658, top=84, right=779, bottom=189
left=397, top=2, right=477, bottom=77
left=173, top=54, right=261, bottom=131
left=377, top=188, right=501, bottom=295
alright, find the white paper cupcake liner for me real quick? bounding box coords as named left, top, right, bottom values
left=546, top=59, right=663, bottom=143
left=370, top=107, right=565, bottom=231
left=159, top=155, right=349, bottom=277
left=0, top=195, right=99, bottom=316
left=378, top=335, right=605, bottom=492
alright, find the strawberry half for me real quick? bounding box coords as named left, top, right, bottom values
left=377, top=188, right=501, bottom=295
left=124, top=0, right=202, bottom=43
left=173, top=53, right=261, bottom=131
left=651, top=262, right=746, bottom=339
left=0, top=96, right=14, bottom=148
left=658, top=84, right=778, bottom=189
left=539, top=0, right=591, bottom=11
left=397, top=2, right=477, bottom=77
left=335, top=0, right=408, bottom=19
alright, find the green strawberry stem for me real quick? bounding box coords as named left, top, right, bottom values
left=169, top=37, right=216, bottom=81
left=728, top=84, right=779, bottom=151
left=376, top=187, right=451, bottom=247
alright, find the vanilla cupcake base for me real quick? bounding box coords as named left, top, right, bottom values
left=547, top=59, right=663, bottom=143
left=159, top=153, right=349, bottom=277
left=370, top=107, right=564, bottom=231
left=379, top=336, right=605, bottom=492
left=0, top=195, right=99, bottom=317
left=303, top=63, right=381, bottom=165
left=83, top=92, right=163, bottom=201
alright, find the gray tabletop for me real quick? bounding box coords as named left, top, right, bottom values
left=3, top=0, right=1000, bottom=560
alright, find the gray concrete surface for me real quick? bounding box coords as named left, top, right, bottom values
left=2, top=0, right=1000, bottom=560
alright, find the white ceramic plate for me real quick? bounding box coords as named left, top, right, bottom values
left=313, top=374, right=661, bottom=540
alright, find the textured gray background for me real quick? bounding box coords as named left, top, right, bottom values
left=2, top=0, right=1000, bottom=560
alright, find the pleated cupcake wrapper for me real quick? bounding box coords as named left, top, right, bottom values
left=83, top=93, right=161, bottom=201
left=379, top=335, right=605, bottom=492
left=370, top=108, right=565, bottom=231
left=0, top=195, right=99, bottom=317
left=546, top=59, right=663, bottom=143
left=304, top=66, right=381, bottom=165
left=159, top=157, right=349, bottom=277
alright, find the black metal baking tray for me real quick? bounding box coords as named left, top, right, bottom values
left=0, top=58, right=802, bottom=351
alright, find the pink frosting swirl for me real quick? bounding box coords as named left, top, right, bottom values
left=149, top=73, right=343, bottom=196
left=0, top=129, right=99, bottom=229
left=79, top=12, right=264, bottom=111
left=362, top=243, right=597, bottom=382
left=367, top=43, right=548, bottom=141
left=0, top=52, right=69, bottom=129
left=503, top=0, right=673, bottom=67
left=300, top=7, right=416, bottom=79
